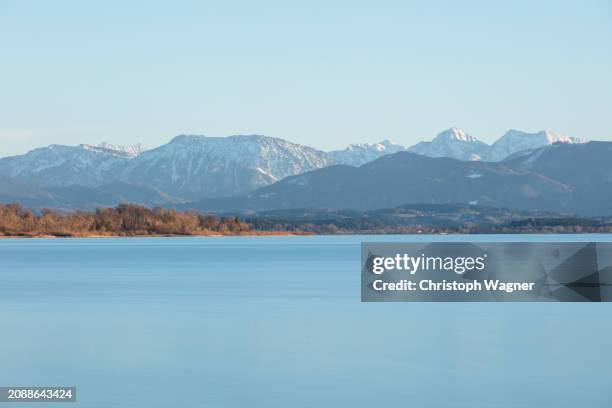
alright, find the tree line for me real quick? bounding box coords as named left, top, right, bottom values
left=0, top=203, right=252, bottom=237
left=2, top=202, right=611, bottom=237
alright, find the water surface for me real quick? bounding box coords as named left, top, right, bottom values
left=1, top=235, right=611, bottom=407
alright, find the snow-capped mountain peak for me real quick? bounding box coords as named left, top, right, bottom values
left=0, top=135, right=334, bottom=201
left=0, top=144, right=130, bottom=188
left=328, top=140, right=406, bottom=166
left=373, top=139, right=404, bottom=151
left=120, top=134, right=334, bottom=199
left=408, top=127, right=488, bottom=161
left=406, top=128, right=587, bottom=162
left=487, top=129, right=585, bottom=161
left=434, top=127, right=479, bottom=143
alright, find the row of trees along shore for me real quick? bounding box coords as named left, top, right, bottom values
left=2, top=203, right=612, bottom=237
left=0, top=203, right=254, bottom=237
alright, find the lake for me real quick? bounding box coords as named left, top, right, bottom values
left=1, top=235, right=611, bottom=407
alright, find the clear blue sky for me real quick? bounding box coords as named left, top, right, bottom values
left=1, top=0, right=611, bottom=156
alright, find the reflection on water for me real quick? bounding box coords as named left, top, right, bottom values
left=1, top=235, right=611, bottom=407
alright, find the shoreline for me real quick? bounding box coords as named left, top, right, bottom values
left=0, top=231, right=314, bottom=239
left=2, top=231, right=610, bottom=239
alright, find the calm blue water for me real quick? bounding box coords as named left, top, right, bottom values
left=1, top=235, right=611, bottom=408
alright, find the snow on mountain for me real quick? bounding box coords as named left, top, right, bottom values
left=328, top=140, right=406, bottom=166
left=407, top=128, right=586, bottom=162
left=0, top=129, right=591, bottom=209
left=0, top=144, right=129, bottom=188
left=82, top=142, right=147, bottom=158
left=119, top=134, right=334, bottom=199
left=408, top=127, right=489, bottom=161
left=0, top=135, right=332, bottom=201
left=486, top=129, right=585, bottom=161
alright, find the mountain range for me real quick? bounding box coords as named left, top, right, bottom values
left=188, top=141, right=611, bottom=216
left=0, top=129, right=605, bottom=215
left=117, top=135, right=334, bottom=200
left=188, top=151, right=572, bottom=213
left=0, top=136, right=333, bottom=205
left=407, top=127, right=584, bottom=161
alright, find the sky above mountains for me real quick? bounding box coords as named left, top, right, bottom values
left=0, top=0, right=611, bottom=156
